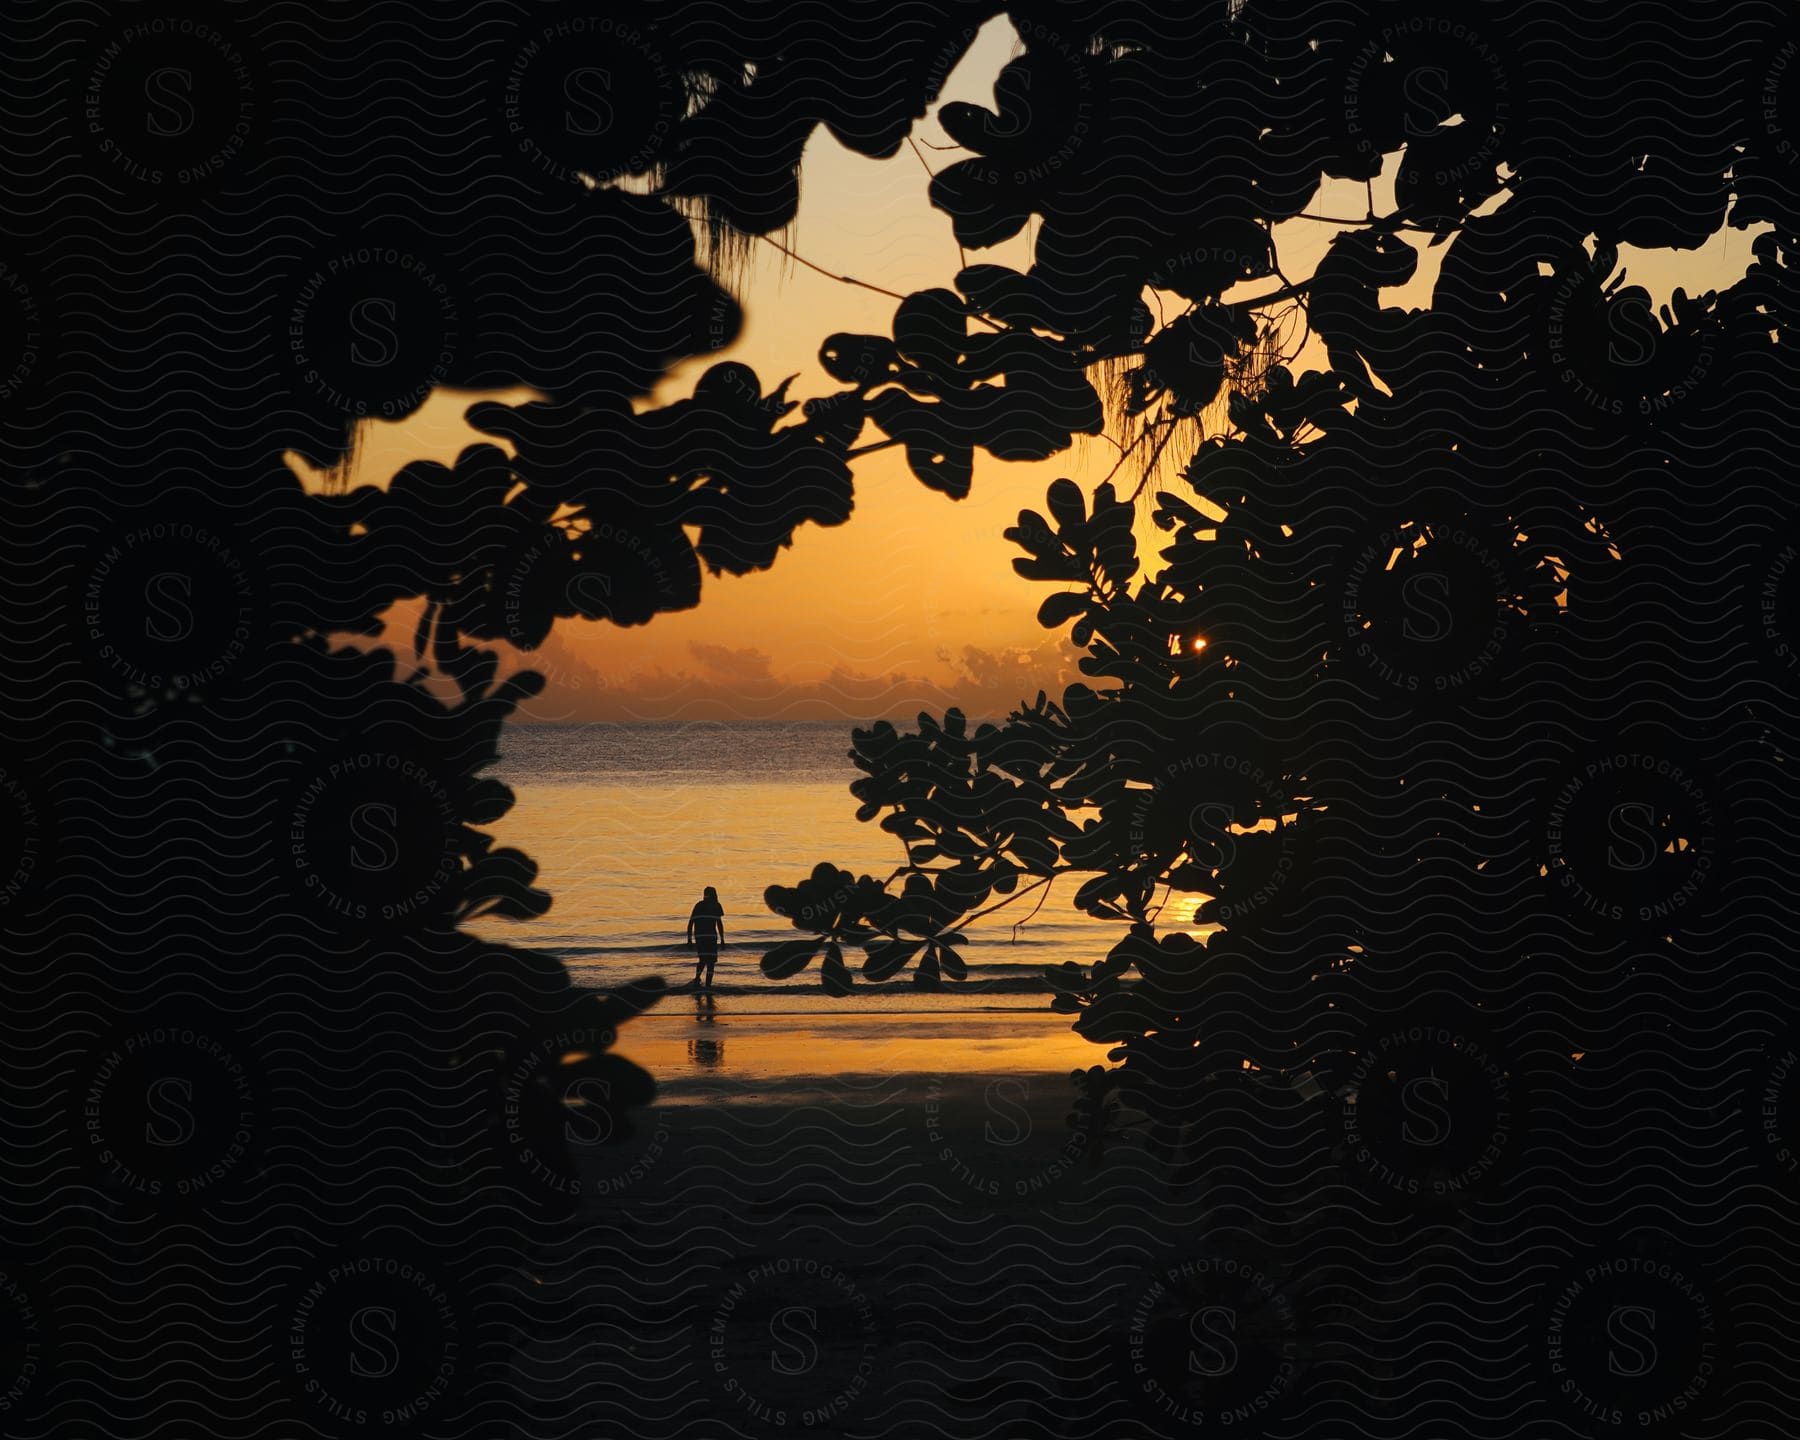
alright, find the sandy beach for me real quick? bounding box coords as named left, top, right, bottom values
left=628, top=999, right=1101, bottom=1097
left=501, top=997, right=1221, bottom=1439
left=472, top=728, right=1218, bottom=1436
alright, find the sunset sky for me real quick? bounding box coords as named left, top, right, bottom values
left=301, top=15, right=1762, bottom=725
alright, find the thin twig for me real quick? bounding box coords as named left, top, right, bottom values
left=755, top=232, right=912, bottom=302
left=1098, top=412, right=1174, bottom=488
left=907, top=136, right=967, bottom=272
left=1289, top=211, right=1439, bottom=232
left=1127, top=418, right=1182, bottom=503
left=1266, top=245, right=1315, bottom=358
left=1009, top=872, right=1058, bottom=942
left=1233, top=278, right=1313, bottom=309
left=847, top=437, right=904, bottom=459
left=757, top=229, right=1009, bottom=334
left=956, top=868, right=1081, bottom=930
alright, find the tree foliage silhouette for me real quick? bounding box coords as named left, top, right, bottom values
left=0, top=2, right=1009, bottom=1434
left=753, top=0, right=1800, bottom=1277
left=4, top=0, right=1799, bottom=1435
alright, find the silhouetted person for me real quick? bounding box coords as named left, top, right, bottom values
left=686, top=886, right=725, bottom=990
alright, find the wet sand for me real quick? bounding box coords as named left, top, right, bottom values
left=517, top=997, right=1158, bottom=1437
left=505, top=988, right=1338, bottom=1440
left=623, top=997, right=1103, bottom=1106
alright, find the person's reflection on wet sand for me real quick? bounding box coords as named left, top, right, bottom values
left=687, top=990, right=724, bottom=1068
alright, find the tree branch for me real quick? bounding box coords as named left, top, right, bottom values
left=756, top=232, right=913, bottom=302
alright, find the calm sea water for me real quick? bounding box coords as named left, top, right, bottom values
left=472, top=722, right=1131, bottom=1014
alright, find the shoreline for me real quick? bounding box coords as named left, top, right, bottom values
left=612, top=993, right=1102, bottom=1098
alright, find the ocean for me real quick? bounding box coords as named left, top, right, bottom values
left=472, top=721, right=1126, bottom=1014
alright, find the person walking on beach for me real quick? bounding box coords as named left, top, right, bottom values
left=686, top=886, right=725, bottom=990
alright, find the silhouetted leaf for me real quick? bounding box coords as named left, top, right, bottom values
left=863, top=938, right=923, bottom=981
left=761, top=939, right=820, bottom=979
left=1037, top=589, right=1089, bottom=629
left=820, top=942, right=854, bottom=995
left=1046, top=478, right=1086, bottom=531
left=819, top=333, right=903, bottom=388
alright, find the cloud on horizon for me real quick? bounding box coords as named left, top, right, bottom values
left=687, top=642, right=776, bottom=680
left=508, top=629, right=1086, bottom=726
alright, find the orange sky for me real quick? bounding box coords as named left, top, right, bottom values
left=298, top=16, right=1763, bottom=725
